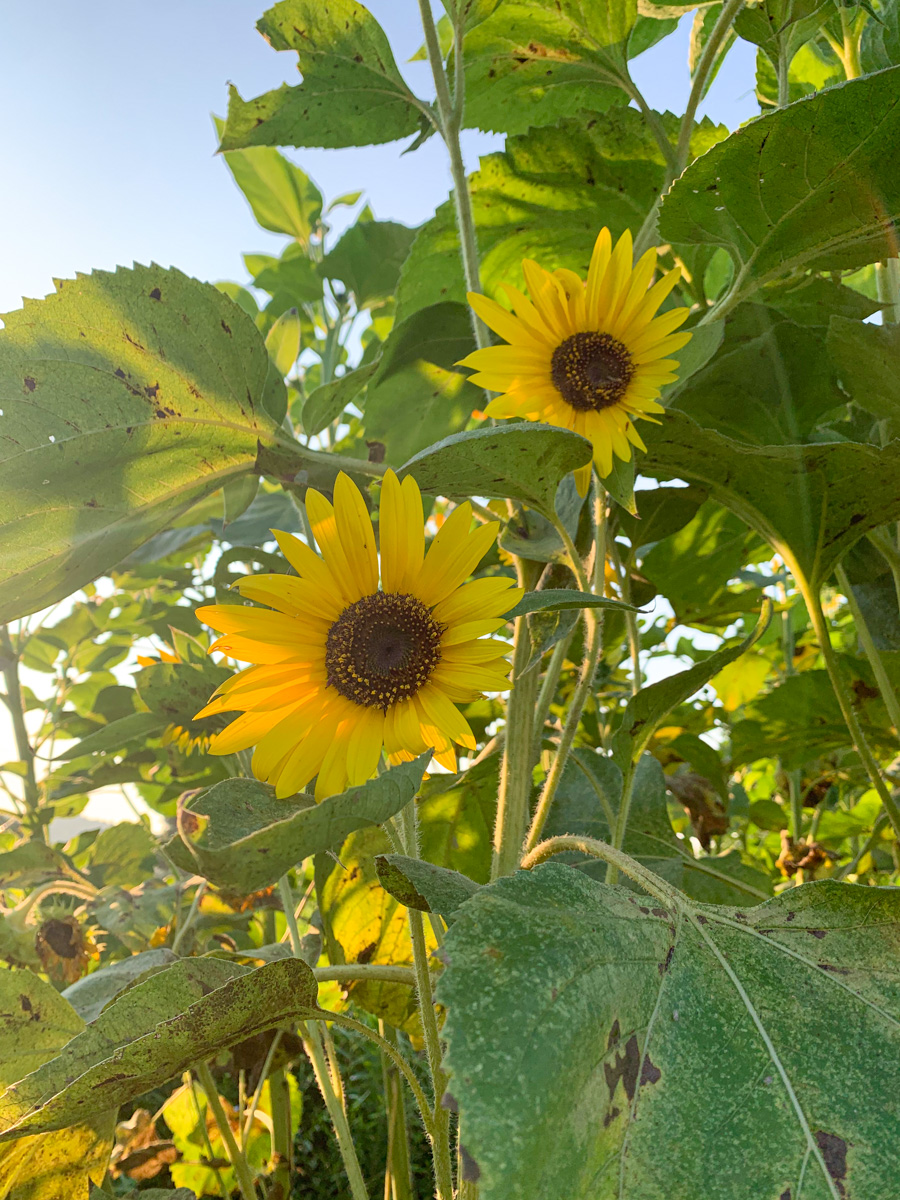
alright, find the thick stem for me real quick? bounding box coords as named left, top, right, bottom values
left=836, top=562, right=900, bottom=739
left=798, top=576, right=900, bottom=839
left=301, top=1022, right=371, bottom=1200
left=840, top=5, right=862, bottom=79
left=522, top=836, right=679, bottom=907
left=0, top=626, right=43, bottom=839
left=776, top=41, right=791, bottom=108
left=268, top=1065, right=294, bottom=1192
left=314, top=964, right=417, bottom=986
left=278, top=875, right=304, bottom=957
left=532, top=628, right=577, bottom=750
left=492, top=615, right=540, bottom=878
left=402, top=806, right=454, bottom=1200
left=675, top=0, right=744, bottom=173
left=195, top=1061, right=259, bottom=1200
left=525, top=483, right=608, bottom=855
left=379, top=1020, right=414, bottom=1200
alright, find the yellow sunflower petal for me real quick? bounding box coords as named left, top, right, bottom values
left=593, top=229, right=634, bottom=328
left=522, top=259, right=572, bottom=341
left=345, top=707, right=385, bottom=786
left=441, top=618, right=507, bottom=646
left=466, top=291, right=542, bottom=346
left=585, top=227, right=613, bottom=320
left=574, top=462, right=592, bottom=497
left=607, top=246, right=658, bottom=336
left=380, top=470, right=425, bottom=595
left=417, top=684, right=476, bottom=750
left=617, top=269, right=683, bottom=338
left=417, top=508, right=499, bottom=609
left=500, top=283, right=558, bottom=344
left=306, top=486, right=369, bottom=605
left=432, top=577, right=522, bottom=625
left=209, top=708, right=290, bottom=755
left=315, top=721, right=353, bottom=800
left=385, top=697, right=429, bottom=757
left=272, top=530, right=345, bottom=608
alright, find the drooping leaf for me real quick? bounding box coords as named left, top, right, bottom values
left=164, top=755, right=430, bottom=892
left=220, top=0, right=423, bottom=151
left=0, top=958, right=319, bottom=1140
left=616, top=484, right=708, bottom=556
left=302, top=360, right=379, bottom=437
left=61, top=948, right=178, bottom=1024
left=321, top=220, right=417, bottom=309
left=506, top=589, right=637, bottom=618
left=0, top=971, right=113, bottom=1200
left=397, top=108, right=725, bottom=317
left=643, top=410, right=900, bottom=589
left=218, top=126, right=324, bottom=244
left=0, top=265, right=282, bottom=623
left=734, top=0, right=834, bottom=73
left=375, top=854, right=481, bottom=918
left=399, top=423, right=592, bottom=520
left=364, top=302, right=481, bottom=463
left=610, top=601, right=771, bottom=771
left=545, top=751, right=772, bottom=903
left=439, top=866, right=900, bottom=1199
left=460, top=0, right=637, bottom=135
left=660, top=68, right=900, bottom=298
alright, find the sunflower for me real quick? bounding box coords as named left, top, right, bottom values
left=458, top=228, right=691, bottom=489
left=136, top=645, right=226, bottom=755
left=195, top=470, right=521, bottom=801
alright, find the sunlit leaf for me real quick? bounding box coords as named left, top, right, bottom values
left=302, top=360, right=379, bottom=437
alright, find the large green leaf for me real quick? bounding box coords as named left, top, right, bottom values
left=220, top=0, right=422, bottom=151
left=302, top=360, right=379, bottom=437
left=460, top=0, right=636, bottom=135
left=164, top=754, right=430, bottom=891
left=827, top=314, right=900, bottom=425
left=660, top=68, right=900, bottom=297
left=643, top=409, right=900, bottom=588
left=320, top=220, right=417, bottom=309
left=0, top=958, right=319, bottom=1140
left=418, top=755, right=499, bottom=885
left=545, top=751, right=772, bottom=903
left=399, top=423, right=592, bottom=520
left=375, top=854, right=481, bottom=917
left=0, top=971, right=113, bottom=1200
left=397, top=108, right=724, bottom=317
left=439, top=866, right=900, bottom=1198
left=364, top=302, right=481, bottom=463
left=61, top=948, right=178, bottom=1024
left=0, top=264, right=281, bottom=623
left=506, top=589, right=637, bottom=618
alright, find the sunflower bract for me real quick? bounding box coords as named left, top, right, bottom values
left=458, top=228, right=691, bottom=489
left=195, top=471, right=521, bottom=801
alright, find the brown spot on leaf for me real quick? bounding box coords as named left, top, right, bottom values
left=144, top=383, right=159, bottom=399
left=780, top=1191, right=791, bottom=1200
left=605, top=1033, right=640, bottom=1103
left=459, top=1145, right=480, bottom=1182
left=115, top=368, right=127, bottom=379
left=603, top=1105, right=620, bottom=1127
left=23, top=377, right=36, bottom=392
left=607, top=1019, right=620, bottom=1049
left=355, top=942, right=376, bottom=964
left=815, top=1131, right=847, bottom=1195
left=819, top=962, right=850, bottom=974
left=367, top=440, right=386, bottom=463
left=640, top=1055, right=661, bottom=1086
left=659, top=946, right=675, bottom=975
left=650, top=907, right=669, bottom=919
left=149, top=287, right=162, bottom=301
left=808, top=929, right=826, bottom=939
left=221, top=319, right=231, bottom=334
left=20, top=994, right=34, bottom=1015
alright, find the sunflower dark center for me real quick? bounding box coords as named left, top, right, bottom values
left=325, top=591, right=443, bottom=710
left=550, top=331, right=635, bottom=412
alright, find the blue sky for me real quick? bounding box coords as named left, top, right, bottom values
left=0, top=2, right=759, bottom=316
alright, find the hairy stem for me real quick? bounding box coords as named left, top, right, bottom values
left=195, top=1061, right=259, bottom=1200
left=675, top=0, right=744, bottom=173
left=171, top=880, right=208, bottom=956
left=532, top=628, right=577, bottom=750
left=301, top=1022, right=371, bottom=1200
left=0, top=625, right=43, bottom=839
left=798, top=576, right=900, bottom=839
left=836, top=562, right=900, bottom=740
left=522, top=836, right=679, bottom=907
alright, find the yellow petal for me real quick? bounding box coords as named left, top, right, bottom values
left=433, top=577, right=522, bottom=625
left=441, top=618, right=507, bottom=646
left=574, top=462, right=592, bottom=497
left=385, top=697, right=428, bottom=756
left=315, top=721, right=353, bottom=800
left=522, top=259, right=571, bottom=342
left=417, top=684, right=477, bottom=750
left=467, top=291, right=544, bottom=347
left=617, top=268, right=683, bottom=338
left=305, top=487, right=366, bottom=605
left=607, top=246, right=658, bottom=336
left=594, top=229, right=634, bottom=327
left=272, top=529, right=345, bottom=609
left=585, top=228, right=613, bottom=322
left=416, top=508, right=499, bottom=608
left=345, top=707, right=385, bottom=786
left=209, top=708, right=288, bottom=755
left=334, top=471, right=379, bottom=596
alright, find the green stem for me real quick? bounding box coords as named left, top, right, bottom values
left=605, top=760, right=639, bottom=887
left=241, top=1031, right=282, bottom=1146
left=278, top=875, right=304, bottom=957
left=532, top=628, right=577, bottom=750
left=186, top=1070, right=229, bottom=1198
left=876, top=258, right=900, bottom=324
left=525, top=483, right=608, bottom=855
left=268, top=1065, right=294, bottom=1192
left=379, top=1020, right=414, bottom=1200
left=775, top=41, right=791, bottom=108
left=401, top=801, right=454, bottom=1200
left=0, top=626, right=43, bottom=840
left=171, top=880, right=208, bottom=956
left=416, top=0, right=489, bottom=349
left=836, top=562, right=900, bottom=739
left=301, top=1021, right=371, bottom=1200
left=624, top=78, right=678, bottom=174
left=195, top=1061, right=259, bottom=1200
left=314, top=965, right=417, bottom=986
left=837, top=811, right=889, bottom=879
left=868, top=527, right=900, bottom=612
left=797, top=576, right=900, bottom=840
left=522, top=835, right=679, bottom=907
left=840, top=4, right=862, bottom=79
left=675, top=0, right=744, bottom=173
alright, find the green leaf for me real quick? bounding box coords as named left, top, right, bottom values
left=671, top=306, right=844, bottom=444
left=163, top=754, right=430, bottom=891
left=302, top=360, right=379, bottom=436
left=0, top=264, right=281, bottom=624
left=828, top=314, right=900, bottom=424
left=616, top=484, right=707, bottom=556
left=218, top=127, right=324, bottom=244
left=321, top=220, right=416, bottom=308
left=55, top=711, right=165, bottom=760
left=418, top=755, right=499, bottom=885
left=734, top=0, right=833, bottom=68
left=460, top=0, right=636, bottom=135
left=610, top=600, right=771, bottom=771
left=397, top=108, right=725, bottom=317
left=0, top=971, right=112, bottom=1200
left=0, top=958, right=319, bottom=1140
left=545, top=751, right=772, bottom=903
left=506, top=589, right=637, bottom=618
left=265, top=306, right=302, bottom=376
left=375, top=854, right=481, bottom=917
left=135, top=659, right=232, bottom=730
left=220, top=0, right=422, bottom=151
left=399, top=423, right=592, bottom=520
left=364, top=302, right=480, bottom=463
left=0, top=840, right=78, bottom=887
left=222, top=472, right=261, bottom=524
left=643, top=409, right=900, bottom=589
left=440, top=867, right=900, bottom=1198
left=81, top=822, right=159, bottom=889
left=61, top=948, right=178, bottom=1024
left=660, top=68, right=900, bottom=297
left=246, top=243, right=323, bottom=305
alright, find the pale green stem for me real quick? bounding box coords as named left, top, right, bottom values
left=522, top=836, right=679, bottom=907
left=195, top=1060, right=259, bottom=1200
left=186, top=1070, right=229, bottom=1198
left=314, top=964, right=417, bottom=986
left=836, top=562, right=900, bottom=739
left=172, top=880, right=208, bottom=956
left=532, top=628, right=577, bottom=750
left=525, top=483, right=608, bottom=855
left=278, top=875, right=304, bottom=957
left=0, top=626, right=43, bottom=840
left=868, top=527, right=900, bottom=613
left=379, top=1019, right=414, bottom=1200
left=776, top=41, right=791, bottom=108
left=609, top=538, right=640, bottom=695
left=675, top=0, right=745, bottom=173
left=605, top=760, right=640, bottom=887
left=778, top=586, right=804, bottom=849
left=241, top=1031, right=282, bottom=1146
left=301, top=1021, right=371, bottom=1200
left=837, top=811, right=889, bottom=879
left=840, top=5, right=862, bottom=79
left=268, top=1065, right=294, bottom=1192
left=876, top=258, right=900, bottom=324
left=797, top=575, right=900, bottom=840
left=401, top=801, right=455, bottom=1200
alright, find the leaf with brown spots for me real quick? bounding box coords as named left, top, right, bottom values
left=439, top=866, right=900, bottom=1198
